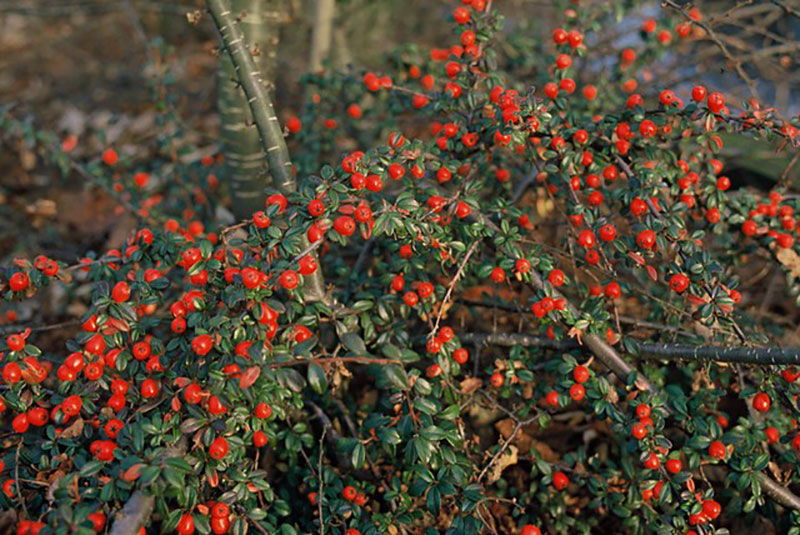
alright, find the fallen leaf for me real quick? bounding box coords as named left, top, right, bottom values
left=460, top=377, right=483, bottom=395
left=487, top=445, right=518, bottom=483
left=59, top=418, right=84, bottom=439
left=776, top=247, right=800, bottom=280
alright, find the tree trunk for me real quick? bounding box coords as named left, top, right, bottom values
left=309, top=0, right=335, bottom=73
left=209, top=0, right=328, bottom=303
left=218, top=0, right=285, bottom=221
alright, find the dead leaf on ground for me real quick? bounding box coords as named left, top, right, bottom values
left=59, top=417, right=84, bottom=439
left=495, top=418, right=559, bottom=462
left=460, top=377, right=483, bottom=395
left=487, top=445, right=518, bottom=484
left=776, top=246, right=800, bottom=280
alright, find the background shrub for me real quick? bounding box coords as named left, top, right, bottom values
left=0, top=1, right=800, bottom=534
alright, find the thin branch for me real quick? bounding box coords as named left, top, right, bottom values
left=433, top=240, right=480, bottom=335
left=779, top=150, right=800, bottom=188
left=317, top=426, right=326, bottom=535
left=462, top=331, right=800, bottom=366
left=268, top=356, right=403, bottom=368
left=662, top=0, right=761, bottom=100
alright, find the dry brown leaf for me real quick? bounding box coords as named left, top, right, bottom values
left=776, top=247, right=800, bottom=280
left=59, top=418, right=84, bottom=439
left=487, top=445, right=518, bottom=483
left=460, top=377, right=483, bottom=395
left=495, top=418, right=559, bottom=462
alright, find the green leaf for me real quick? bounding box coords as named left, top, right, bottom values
left=341, top=332, right=368, bottom=354
left=379, top=365, right=408, bottom=390
left=79, top=460, right=105, bottom=478
left=164, top=457, right=193, bottom=474
left=415, top=438, right=434, bottom=463
left=351, top=442, right=366, bottom=469
left=426, top=485, right=441, bottom=514
left=307, top=363, right=328, bottom=394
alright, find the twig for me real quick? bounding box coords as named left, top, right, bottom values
left=510, top=167, right=538, bottom=204
left=318, top=426, right=326, bottom=535
left=779, top=150, right=800, bottom=188
left=15, top=442, right=28, bottom=518
left=771, top=0, right=800, bottom=18
left=476, top=415, right=538, bottom=482
left=662, top=0, right=761, bottom=100
left=0, top=320, right=80, bottom=335
left=433, top=240, right=480, bottom=335
left=352, top=238, right=374, bottom=275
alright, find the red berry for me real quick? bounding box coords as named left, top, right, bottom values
left=637, top=229, right=656, bottom=249
left=548, top=269, right=565, bottom=287
left=287, top=116, right=301, bottom=133
left=490, top=372, right=505, bottom=388
left=8, top=272, right=30, bottom=292
left=707, top=92, right=725, bottom=113
left=702, top=500, right=721, bottom=520
left=252, top=211, right=271, bottom=229
left=191, top=334, right=213, bottom=356
left=666, top=458, right=682, bottom=474
left=708, top=440, right=726, bottom=460
left=669, top=273, right=689, bottom=293
left=644, top=453, right=660, bottom=469
left=752, top=392, right=771, bottom=412
left=631, top=422, right=648, bottom=440
left=573, top=365, right=590, bottom=384
left=598, top=224, right=617, bottom=242
left=604, top=282, right=621, bottom=299
left=177, top=514, right=196, bottom=535
left=308, top=199, right=325, bottom=216
left=253, top=430, right=268, bottom=447
left=141, top=379, right=160, bottom=399
left=569, top=383, right=585, bottom=401
left=453, top=6, right=470, bottom=23
left=520, top=525, right=541, bottom=535
left=490, top=267, right=505, bottom=283
left=766, top=426, right=780, bottom=443
left=6, top=334, right=24, bottom=352
left=578, top=230, right=596, bottom=248
left=343, top=485, right=358, bottom=501
left=111, top=281, right=131, bottom=303
left=209, top=436, right=229, bottom=460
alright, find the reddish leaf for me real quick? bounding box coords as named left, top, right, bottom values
left=121, top=463, right=144, bottom=482
left=628, top=252, right=645, bottom=266
left=239, top=366, right=261, bottom=390
left=173, top=377, right=191, bottom=388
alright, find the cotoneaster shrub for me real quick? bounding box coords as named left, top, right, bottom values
left=1, top=1, right=800, bottom=535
